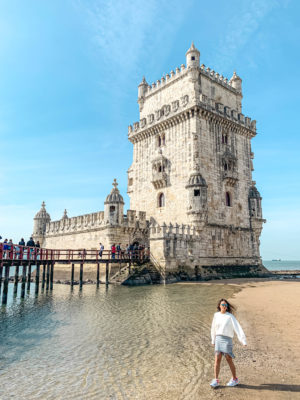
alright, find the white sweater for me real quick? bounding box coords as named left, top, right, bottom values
left=211, top=312, right=247, bottom=345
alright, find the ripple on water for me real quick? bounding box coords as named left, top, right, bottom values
left=0, top=283, right=238, bottom=399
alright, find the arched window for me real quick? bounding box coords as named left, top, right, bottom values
left=158, top=136, right=162, bottom=147
left=110, top=205, right=116, bottom=213
left=158, top=193, right=165, bottom=207
left=225, top=192, right=231, bottom=207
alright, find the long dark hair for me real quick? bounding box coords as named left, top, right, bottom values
left=217, top=298, right=236, bottom=314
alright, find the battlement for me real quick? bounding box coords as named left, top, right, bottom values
left=150, top=222, right=200, bottom=239
left=140, top=62, right=238, bottom=100
left=45, top=209, right=148, bottom=236
left=128, top=93, right=256, bottom=140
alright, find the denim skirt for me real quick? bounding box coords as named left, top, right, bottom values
left=215, top=335, right=235, bottom=358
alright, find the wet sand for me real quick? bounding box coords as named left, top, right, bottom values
left=194, top=280, right=300, bottom=400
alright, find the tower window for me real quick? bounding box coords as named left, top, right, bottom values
left=225, top=192, right=231, bottom=207
left=110, top=206, right=116, bottom=212
left=194, top=189, right=200, bottom=197
left=222, top=134, right=228, bottom=144
left=191, top=56, right=195, bottom=61
left=158, top=193, right=165, bottom=208
left=162, top=134, right=165, bottom=146
left=158, top=136, right=162, bottom=147
left=128, top=178, right=133, bottom=186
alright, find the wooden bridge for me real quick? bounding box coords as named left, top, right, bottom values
left=0, top=242, right=150, bottom=305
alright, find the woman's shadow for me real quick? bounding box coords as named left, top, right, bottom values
left=232, top=383, right=300, bottom=392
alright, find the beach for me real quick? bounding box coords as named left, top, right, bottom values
left=195, top=280, right=300, bottom=400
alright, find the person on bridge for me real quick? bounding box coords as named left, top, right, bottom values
left=19, top=238, right=25, bottom=246
left=99, top=243, right=104, bottom=258
left=116, top=243, right=121, bottom=259
left=26, top=237, right=35, bottom=259
left=111, top=244, right=116, bottom=259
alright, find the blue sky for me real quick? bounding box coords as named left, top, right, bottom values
left=0, top=0, right=299, bottom=259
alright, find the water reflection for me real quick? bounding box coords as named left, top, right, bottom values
left=0, top=283, right=238, bottom=399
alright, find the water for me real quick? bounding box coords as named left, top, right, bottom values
left=263, top=260, right=300, bottom=271
left=0, top=283, right=238, bottom=399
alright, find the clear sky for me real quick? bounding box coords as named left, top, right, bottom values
left=0, top=0, right=299, bottom=259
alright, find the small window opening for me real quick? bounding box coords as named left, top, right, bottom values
left=191, top=56, right=195, bottom=61
left=158, top=193, right=165, bottom=207
left=225, top=192, right=231, bottom=207
left=128, top=178, right=133, bottom=186
left=224, top=163, right=228, bottom=171
left=194, top=189, right=200, bottom=197
left=162, top=134, right=165, bottom=146
left=158, top=136, right=162, bottom=147
left=110, top=206, right=116, bottom=212
left=158, top=165, right=162, bottom=172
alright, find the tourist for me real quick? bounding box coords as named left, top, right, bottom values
left=3, top=239, right=9, bottom=258
left=26, top=237, right=35, bottom=259
left=99, top=242, right=104, bottom=258
left=116, top=243, right=121, bottom=259
left=210, top=299, right=247, bottom=388
left=19, top=238, right=25, bottom=246
left=26, top=237, right=35, bottom=247
left=111, top=244, right=116, bottom=259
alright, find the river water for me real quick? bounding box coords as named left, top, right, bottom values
left=0, top=283, right=238, bottom=399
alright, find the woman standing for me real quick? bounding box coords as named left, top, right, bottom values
left=210, top=298, right=247, bottom=388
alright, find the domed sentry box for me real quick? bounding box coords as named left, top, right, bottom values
left=104, top=179, right=125, bottom=225
left=185, top=170, right=208, bottom=230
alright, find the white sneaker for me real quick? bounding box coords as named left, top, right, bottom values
left=226, top=378, right=239, bottom=386
left=210, top=378, right=220, bottom=388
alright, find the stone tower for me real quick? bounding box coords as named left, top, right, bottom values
left=33, top=201, right=51, bottom=243
left=127, top=42, right=265, bottom=270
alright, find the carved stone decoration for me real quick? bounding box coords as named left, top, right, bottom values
left=140, top=118, right=146, bottom=128
left=155, top=109, right=162, bottom=121
left=164, top=104, right=171, bottom=116
left=172, top=100, right=179, bottom=112
left=148, top=114, right=154, bottom=124
left=181, top=95, right=189, bottom=107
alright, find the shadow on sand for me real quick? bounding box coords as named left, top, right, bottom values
left=218, top=383, right=300, bottom=392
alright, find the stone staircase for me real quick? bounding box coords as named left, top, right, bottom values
left=109, top=261, right=163, bottom=285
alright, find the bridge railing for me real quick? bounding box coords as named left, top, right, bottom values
left=0, top=243, right=150, bottom=263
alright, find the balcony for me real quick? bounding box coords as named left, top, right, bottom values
left=222, top=170, right=238, bottom=186
left=151, top=171, right=168, bottom=189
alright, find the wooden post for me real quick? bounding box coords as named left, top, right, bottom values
left=27, top=264, right=32, bottom=291
left=129, top=261, right=131, bottom=275
left=96, top=263, right=100, bottom=286
left=42, top=263, right=46, bottom=290
left=35, top=264, right=40, bottom=295
left=79, top=263, right=83, bottom=289
left=50, top=263, right=54, bottom=290
left=14, top=265, right=19, bottom=295
left=2, top=265, right=10, bottom=305
left=46, top=263, right=50, bottom=290
left=71, top=263, right=74, bottom=287
left=21, top=264, right=27, bottom=298
left=105, top=262, right=109, bottom=285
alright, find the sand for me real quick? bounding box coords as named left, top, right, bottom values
left=41, top=266, right=300, bottom=399
left=202, top=280, right=300, bottom=400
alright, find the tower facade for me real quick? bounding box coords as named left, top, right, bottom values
left=127, top=42, right=265, bottom=272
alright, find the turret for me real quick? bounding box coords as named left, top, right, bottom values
left=104, top=179, right=124, bottom=225
left=138, top=76, right=148, bottom=112
left=248, top=184, right=262, bottom=219
left=186, top=168, right=208, bottom=231
left=230, top=71, right=242, bottom=93
left=33, top=201, right=51, bottom=244
left=185, top=41, right=200, bottom=69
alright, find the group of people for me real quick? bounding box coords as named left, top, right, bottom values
left=1, top=236, right=41, bottom=259
left=98, top=242, right=146, bottom=259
